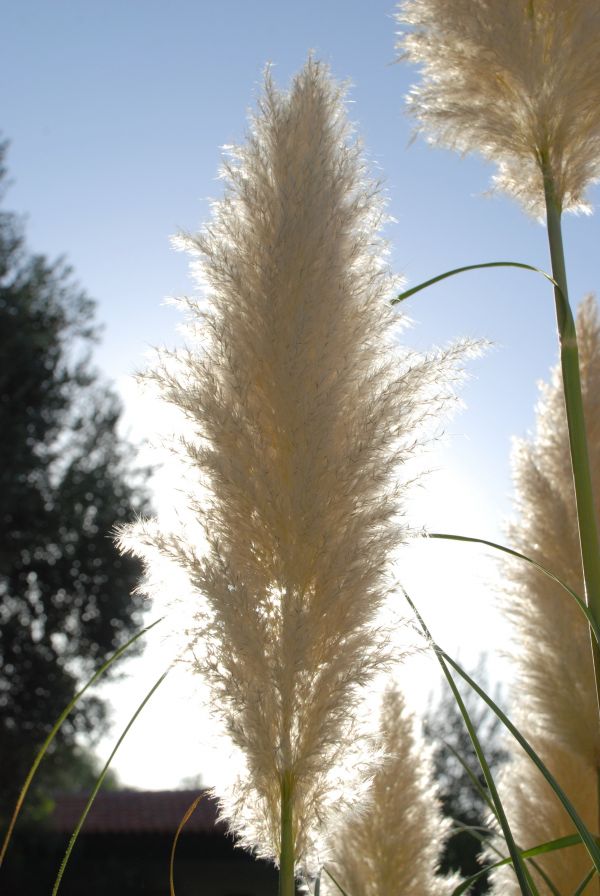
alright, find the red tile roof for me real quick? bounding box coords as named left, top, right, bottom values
left=51, top=789, right=225, bottom=835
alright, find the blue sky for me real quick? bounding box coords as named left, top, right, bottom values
left=3, top=1, right=600, bottom=788
left=4, top=0, right=598, bottom=520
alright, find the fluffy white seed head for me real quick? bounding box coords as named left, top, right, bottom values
left=121, top=58, right=468, bottom=875
left=323, top=685, right=460, bottom=896
left=396, top=0, right=600, bottom=216
left=490, top=296, right=600, bottom=893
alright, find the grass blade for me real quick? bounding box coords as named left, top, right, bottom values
left=471, top=827, right=561, bottom=896
left=440, top=651, right=600, bottom=875
left=428, top=532, right=598, bottom=644
left=443, top=739, right=498, bottom=820
left=573, top=867, right=597, bottom=895
left=450, top=822, right=497, bottom=848
left=169, top=793, right=204, bottom=896
left=452, top=834, right=582, bottom=896
left=527, top=859, right=562, bottom=896
left=52, top=669, right=169, bottom=896
left=0, top=616, right=163, bottom=869
left=390, top=261, right=559, bottom=305
left=323, top=867, right=351, bottom=896
left=403, top=589, right=536, bottom=895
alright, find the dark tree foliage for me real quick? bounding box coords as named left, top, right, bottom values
left=426, top=660, right=507, bottom=895
left=0, top=142, right=148, bottom=820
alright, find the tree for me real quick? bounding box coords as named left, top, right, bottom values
left=0, top=141, right=148, bottom=820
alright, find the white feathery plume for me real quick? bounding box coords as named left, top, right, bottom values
left=396, top=0, right=600, bottom=216
left=323, top=684, right=460, bottom=896
left=120, top=58, right=470, bottom=877
left=490, top=296, right=600, bottom=894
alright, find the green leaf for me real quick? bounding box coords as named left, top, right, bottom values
left=440, top=652, right=600, bottom=875
left=442, top=740, right=498, bottom=820
left=454, top=826, right=560, bottom=896
left=452, top=835, right=582, bottom=896
left=170, top=793, right=204, bottom=896
left=573, top=867, right=597, bottom=895
left=390, top=261, right=560, bottom=305
left=403, top=589, right=537, bottom=896
left=52, top=670, right=169, bottom=896
left=323, top=867, right=352, bottom=896
left=0, top=616, right=163, bottom=869
left=427, top=532, right=598, bottom=645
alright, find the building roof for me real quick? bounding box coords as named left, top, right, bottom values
left=50, top=789, right=226, bottom=835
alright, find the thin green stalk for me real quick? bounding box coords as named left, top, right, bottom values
left=452, top=834, right=582, bottom=896
left=279, top=770, right=295, bottom=896
left=323, top=866, right=351, bottom=896
left=542, top=164, right=600, bottom=733
left=443, top=740, right=497, bottom=818
left=169, top=793, right=203, bottom=896
left=52, top=669, right=169, bottom=896
left=403, top=589, right=536, bottom=895
left=449, top=822, right=562, bottom=893
left=427, top=533, right=597, bottom=644
left=573, top=867, right=597, bottom=896
left=390, top=260, right=558, bottom=305
left=453, top=823, right=562, bottom=895
left=440, top=650, right=600, bottom=874
left=0, top=616, right=163, bottom=869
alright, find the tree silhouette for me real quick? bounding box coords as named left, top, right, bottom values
left=0, top=141, right=148, bottom=821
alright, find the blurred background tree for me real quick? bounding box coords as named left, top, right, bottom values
left=426, top=659, right=507, bottom=894
left=0, top=140, right=148, bottom=822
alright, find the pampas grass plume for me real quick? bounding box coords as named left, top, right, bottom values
left=396, top=0, right=600, bottom=216
left=120, top=57, right=469, bottom=879
left=323, top=685, right=459, bottom=896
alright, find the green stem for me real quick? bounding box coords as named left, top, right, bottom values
left=403, top=589, right=536, bottom=895
left=391, top=260, right=558, bottom=305
left=52, top=669, right=169, bottom=895
left=279, top=770, right=295, bottom=896
left=542, top=168, right=600, bottom=727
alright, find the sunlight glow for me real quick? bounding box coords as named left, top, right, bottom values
left=101, top=381, right=510, bottom=789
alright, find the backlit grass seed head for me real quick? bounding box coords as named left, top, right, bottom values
left=122, top=58, right=467, bottom=874
left=490, top=296, right=600, bottom=893
left=323, top=685, right=459, bottom=896
left=396, top=0, right=600, bottom=216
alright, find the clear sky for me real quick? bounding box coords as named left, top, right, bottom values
left=3, top=1, right=599, bottom=790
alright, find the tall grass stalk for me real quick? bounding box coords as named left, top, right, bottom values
left=396, top=5, right=600, bottom=882
left=279, top=771, right=295, bottom=896
left=396, top=0, right=600, bottom=707
left=169, top=793, right=203, bottom=896
left=486, top=297, right=600, bottom=892
left=541, top=169, right=600, bottom=723
left=121, top=57, right=470, bottom=890
left=408, top=590, right=600, bottom=887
